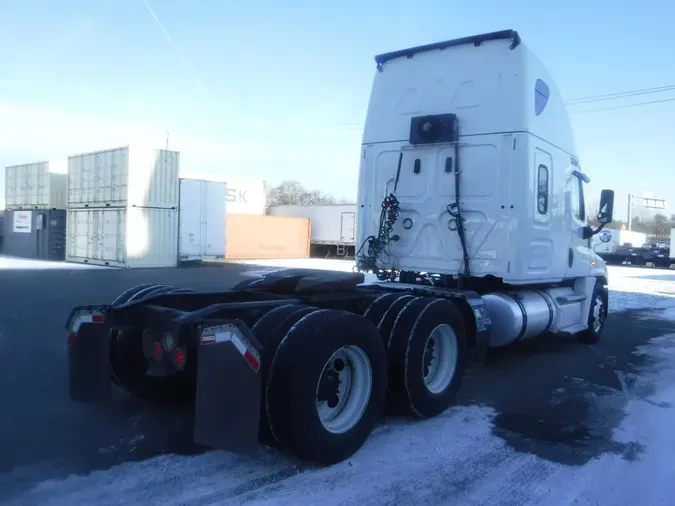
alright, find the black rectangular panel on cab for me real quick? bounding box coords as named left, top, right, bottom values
left=409, top=114, right=457, bottom=145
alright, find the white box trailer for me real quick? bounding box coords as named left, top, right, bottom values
left=4, top=161, right=67, bottom=210
left=178, top=178, right=227, bottom=262
left=66, top=207, right=178, bottom=268
left=67, top=146, right=179, bottom=209
left=268, top=204, right=356, bottom=247
left=592, top=229, right=646, bottom=254
left=226, top=179, right=267, bottom=215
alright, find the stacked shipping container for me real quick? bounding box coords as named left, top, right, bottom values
left=66, top=146, right=180, bottom=268
left=3, top=160, right=68, bottom=260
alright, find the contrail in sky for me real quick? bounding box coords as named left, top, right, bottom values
left=139, top=0, right=208, bottom=96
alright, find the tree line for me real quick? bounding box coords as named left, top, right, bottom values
left=588, top=201, right=674, bottom=238
left=267, top=181, right=354, bottom=207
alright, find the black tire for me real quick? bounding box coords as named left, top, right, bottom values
left=233, top=277, right=264, bottom=290
left=387, top=297, right=467, bottom=418
left=266, top=309, right=388, bottom=465
left=251, top=303, right=317, bottom=445
left=363, top=293, right=403, bottom=327
left=578, top=282, right=608, bottom=344
left=112, top=283, right=159, bottom=306
left=377, top=295, right=416, bottom=344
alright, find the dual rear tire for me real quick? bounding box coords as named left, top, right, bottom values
left=252, top=294, right=467, bottom=465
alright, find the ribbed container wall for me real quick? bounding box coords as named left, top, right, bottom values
left=66, top=207, right=178, bottom=267
left=66, top=145, right=180, bottom=268
left=67, top=146, right=179, bottom=209
left=5, top=161, right=67, bottom=210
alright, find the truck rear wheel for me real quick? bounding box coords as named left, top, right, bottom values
left=377, top=295, right=416, bottom=344
left=251, top=303, right=317, bottom=445
left=363, top=293, right=405, bottom=327
left=266, top=309, right=387, bottom=465
left=387, top=297, right=467, bottom=418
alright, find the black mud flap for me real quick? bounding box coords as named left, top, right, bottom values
left=193, top=320, right=263, bottom=455
left=68, top=317, right=111, bottom=402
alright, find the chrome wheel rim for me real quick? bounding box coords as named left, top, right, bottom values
left=593, top=295, right=605, bottom=333
left=423, top=324, right=458, bottom=394
left=316, top=346, right=372, bottom=434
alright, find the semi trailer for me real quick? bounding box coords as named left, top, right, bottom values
left=268, top=204, right=357, bottom=257
left=66, top=29, right=615, bottom=466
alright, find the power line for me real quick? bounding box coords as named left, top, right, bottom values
left=567, top=84, right=675, bottom=104
left=325, top=84, right=675, bottom=129
left=570, top=96, right=675, bottom=114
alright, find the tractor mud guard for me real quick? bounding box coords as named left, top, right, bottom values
left=67, top=307, right=111, bottom=402
left=193, top=319, right=263, bottom=455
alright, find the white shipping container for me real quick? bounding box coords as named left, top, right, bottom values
left=671, top=228, right=675, bottom=259
left=268, top=204, right=356, bottom=246
left=5, top=161, right=67, bottom=210
left=66, top=207, right=178, bottom=268
left=67, top=146, right=179, bottom=209
left=179, top=178, right=227, bottom=261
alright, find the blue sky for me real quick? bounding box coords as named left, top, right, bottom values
left=1, top=0, right=674, bottom=219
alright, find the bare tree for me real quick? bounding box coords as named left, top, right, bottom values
left=267, top=180, right=337, bottom=207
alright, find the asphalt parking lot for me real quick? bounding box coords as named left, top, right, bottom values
left=0, top=261, right=674, bottom=504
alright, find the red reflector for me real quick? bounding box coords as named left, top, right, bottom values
left=67, top=332, right=76, bottom=345
left=91, top=314, right=104, bottom=323
left=244, top=350, right=260, bottom=372
left=174, top=349, right=185, bottom=365
left=153, top=342, right=163, bottom=359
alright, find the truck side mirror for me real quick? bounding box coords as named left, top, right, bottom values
left=597, top=189, right=614, bottom=224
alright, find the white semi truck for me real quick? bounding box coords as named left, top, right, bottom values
left=66, top=30, right=615, bottom=466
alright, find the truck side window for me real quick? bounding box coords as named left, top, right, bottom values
left=568, top=177, right=586, bottom=221
left=537, top=164, right=548, bottom=214
left=576, top=177, right=585, bottom=221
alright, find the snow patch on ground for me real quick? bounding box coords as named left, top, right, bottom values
left=9, top=262, right=675, bottom=505
left=0, top=255, right=109, bottom=270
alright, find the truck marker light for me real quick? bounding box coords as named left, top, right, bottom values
left=174, top=349, right=185, bottom=366
left=152, top=342, right=163, bottom=359
left=67, top=332, right=77, bottom=345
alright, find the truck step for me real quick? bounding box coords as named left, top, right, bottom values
left=558, top=323, right=588, bottom=336
left=556, top=294, right=586, bottom=304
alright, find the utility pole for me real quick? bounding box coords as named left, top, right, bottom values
left=166, top=131, right=170, bottom=150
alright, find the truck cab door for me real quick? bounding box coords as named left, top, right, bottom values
left=564, top=171, right=592, bottom=277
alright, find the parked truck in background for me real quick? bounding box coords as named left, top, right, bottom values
left=268, top=204, right=356, bottom=257
left=594, top=228, right=672, bottom=268
left=66, top=30, right=615, bottom=466
left=593, top=229, right=646, bottom=265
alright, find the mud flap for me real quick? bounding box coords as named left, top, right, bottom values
left=68, top=320, right=111, bottom=402
left=193, top=320, right=263, bottom=454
